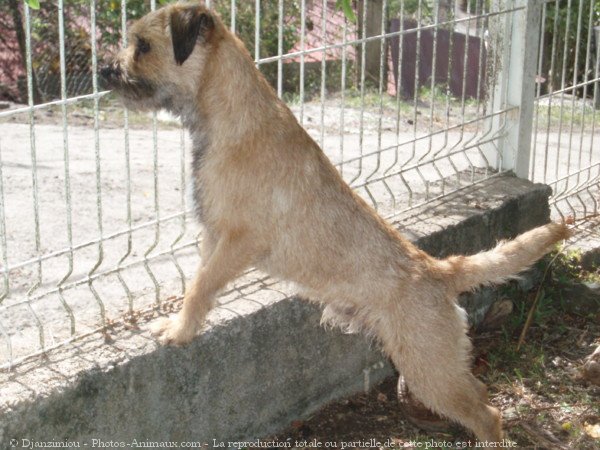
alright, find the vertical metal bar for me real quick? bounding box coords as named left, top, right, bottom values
left=585, top=0, right=598, bottom=193
left=554, top=0, right=572, bottom=182
left=171, top=127, right=187, bottom=296
left=23, top=3, right=45, bottom=352
left=475, top=2, right=493, bottom=177
left=319, top=0, right=327, bottom=148
left=483, top=1, right=507, bottom=169
left=409, top=0, right=424, bottom=162
left=471, top=0, right=491, bottom=174
left=299, top=0, right=306, bottom=125
left=370, top=0, right=387, bottom=178
left=339, top=16, right=348, bottom=176
left=144, top=0, right=162, bottom=307
left=255, top=0, right=261, bottom=66
left=365, top=0, right=390, bottom=210
left=456, top=0, right=477, bottom=180
left=230, top=0, right=237, bottom=34
left=564, top=0, right=585, bottom=192
left=88, top=0, right=106, bottom=325
left=531, top=0, right=547, bottom=182
left=57, top=0, right=76, bottom=335
left=459, top=1, right=473, bottom=132
left=587, top=108, right=598, bottom=217
left=277, top=0, right=284, bottom=98
left=117, top=0, right=134, bottom=314
left=473, top=0, right=487, bottom=115
left=480, top=0, right=504, bottom=169
left=413, top=1, right=431, bottom=198
left=427, top=0, right=440, bottom=145
left=399, top=0, right=426, bottom=206
left=437, top=0, right=461, bottom=184
left=423, top=0, right=447, bottom=196
left=542, top=0, right=561, bottom=184
left=389, top=0, right=405, bottom=177
left=144, top=118, right=161, bottom=307
left=594, top=15, right=600, bottom=113
left=576, top=0, right=597, bottom=213
left=350, top=0, right=368, bottom=185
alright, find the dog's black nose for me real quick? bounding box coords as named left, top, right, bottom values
left=99, top=64, right=121, bottom=86
left=99, top=65, right=111, bottom=79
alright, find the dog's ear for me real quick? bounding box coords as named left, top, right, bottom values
left=170, top=6, right=214, bottom=65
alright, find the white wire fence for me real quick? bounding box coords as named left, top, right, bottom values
left=0, top=0, right=597, bottom=370
left=530, top=0, right=600, bottom=221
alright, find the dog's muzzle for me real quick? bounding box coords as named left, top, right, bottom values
left=99, top=63, right=122, bottom=89
left=98, top=62, right=157, bottom=104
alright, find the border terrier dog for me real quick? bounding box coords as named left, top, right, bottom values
left=101, top=1, right=569, bottom=443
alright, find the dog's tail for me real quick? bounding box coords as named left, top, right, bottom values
left=439, top=222, right=570, bottom=294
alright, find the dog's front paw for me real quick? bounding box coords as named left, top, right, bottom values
left=150, top=315, right=200, bottom=346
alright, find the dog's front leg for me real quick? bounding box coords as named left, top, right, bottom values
left=200, top=228, right=218, bottom=266
left=151, top=230, right=254, bottom=345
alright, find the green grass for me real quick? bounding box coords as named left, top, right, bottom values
left=534, top=102, right=600, bottom=131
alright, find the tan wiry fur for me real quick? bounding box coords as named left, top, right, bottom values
left=101, top=2, right=570, bottom=443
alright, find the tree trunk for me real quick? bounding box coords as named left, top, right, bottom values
left=356, top=0, right=388, bottom=89
left=9, top=0, right=43, bottom=104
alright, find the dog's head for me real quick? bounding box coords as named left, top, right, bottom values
left=100, top=2, right=218, bottom=112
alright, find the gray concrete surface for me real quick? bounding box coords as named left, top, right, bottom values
left=0, top=174, right=555, bottom=447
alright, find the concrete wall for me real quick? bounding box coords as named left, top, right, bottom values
left=0, top=175, right=554, bottom=447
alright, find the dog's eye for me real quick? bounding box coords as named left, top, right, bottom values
left=137, top=38, right=151, bottom=55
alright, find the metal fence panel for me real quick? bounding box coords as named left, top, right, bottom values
left=530, top=0, right=599, bottom=221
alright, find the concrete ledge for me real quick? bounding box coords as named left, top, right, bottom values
left=0, top=174, right=553, bottom=446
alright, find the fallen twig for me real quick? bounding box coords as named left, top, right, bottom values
left=517, top=245, right=570, bottom=352
left=520, top=421, right=568, bottom=450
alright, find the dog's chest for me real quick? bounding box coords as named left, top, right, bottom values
left=190, top=130, right=209, bottom=222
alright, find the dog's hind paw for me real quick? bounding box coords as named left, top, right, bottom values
left=150, top=315, right=200, bottom=346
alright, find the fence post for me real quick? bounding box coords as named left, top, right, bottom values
left=484, top=0, right=542, bottom=179
left=357, top=0, right=385, bottom=87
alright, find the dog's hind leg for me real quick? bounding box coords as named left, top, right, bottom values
left=379, top=297, right=502, bottom=443
left=151, top=230, right=255, bottom=345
